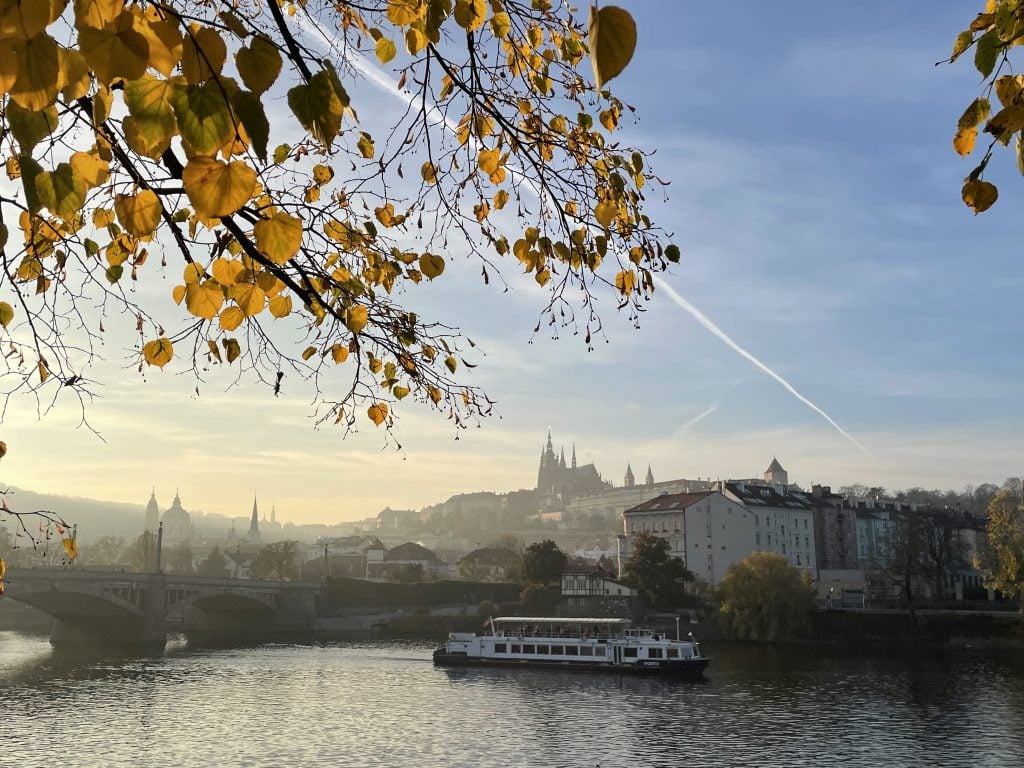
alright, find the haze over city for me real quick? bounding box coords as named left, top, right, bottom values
left=1, top=3, right=1020, bottom=524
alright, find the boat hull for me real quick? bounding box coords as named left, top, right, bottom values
left=433, top=650, right=709, bottom=678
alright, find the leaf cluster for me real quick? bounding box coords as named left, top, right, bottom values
left=0, top=0, right=678, bottom=440
left=715, top=551, right=816, bottom=641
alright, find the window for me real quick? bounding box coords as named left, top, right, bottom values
left=537, top=645, right=549, bottom=655
left=580, top=646, right=593, bottom=657
left=565, top=646, right=579, bottom=656
left=624, top=647, right=638, bottom=657
left=796, top=555, right=802, bottom=565
left=648, top=648, right=663, bottom=659
left=630, top=523, right=636, bottom=534
left=756, top=533, right=761, bottom=545
left=767, top=535, right=772, bottom=545
left=781, top=525, right=785, bottom=535
left=755, top=515, right=759, bottom=525
left=805, top=536, right=810, bottom=548
left=667, top=647, right=679, bottom=658
left=594, top=646, right=606, bottom=657
left=511, top=644, right=521, bottom=653
left=522, top=644, right=535, bottom=654
left=804, top=519, right=809, bottom=529
left=550, top=646, right=564, bottom=655
left=782, top=543, right=787, bottom=554
left=495, top=643, right=507, bottom=653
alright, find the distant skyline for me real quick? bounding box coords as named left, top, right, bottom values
left=2, top=3, right=1021, bottom=523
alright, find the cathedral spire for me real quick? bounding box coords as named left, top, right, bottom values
left=571, top=443, right=577, bottom=469
left=645, top=464, right=654, bottom=486
left=559, top=446, right=566, bottom=468
left=624, top=463, right=635, bottom=488
left=248, top=493, right=260, bottom=540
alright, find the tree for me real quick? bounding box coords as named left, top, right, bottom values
left=250, top=540, right=300, bottom=581
left=197, top=545, right=230, bottom=578
left=979, top=490, right=1024, bottom=605
left=947, top=6, right=1024, bottom=213
left=391, top=562, right=425, bottom=583
left=165, top=541, right=195, bottom=574
left=78, top=535, right=126, bottom=566
left=922, top=512, right=966, bottom=601
left=487, top=534, right=522, bottom=553
left=521, top=539, right=566, bottom=586
left=0, top=1, right=676, bottom=456
left=621, top=532, right=693, bottom=609
left=868, top=510, right=929, bottom=611
left=125, top=530, right=157, bottom=572
left=716, top=552, right=816, bottom=641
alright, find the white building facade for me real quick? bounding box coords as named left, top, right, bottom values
left=616, top=491, right=755, bottom=587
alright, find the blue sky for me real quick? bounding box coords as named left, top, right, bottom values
left=2, top=2, right=1021, bottom=524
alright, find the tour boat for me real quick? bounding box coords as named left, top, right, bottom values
left=432, top=616, right=709, bottom=677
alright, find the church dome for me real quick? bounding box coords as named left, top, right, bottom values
left=161, top=492, right=191, bottom=539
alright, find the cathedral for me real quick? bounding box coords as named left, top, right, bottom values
left=536, top=431, right=607, bottom=497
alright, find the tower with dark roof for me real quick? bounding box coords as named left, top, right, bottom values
left=624, top=463, right=635, bottom=488
left=248, top=494, right=261, bottom=541
left=764, top=457, right=788, bottom=486
left=645, top=465, right=654, bottom=486
left=144, top=489, right=160, bottom=532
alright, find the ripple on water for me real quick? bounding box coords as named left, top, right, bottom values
left=2, top=633, right=1024, bottom=768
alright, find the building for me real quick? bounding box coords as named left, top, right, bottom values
left=457, top=547, right=521, bottom=582
left=161, top=491, right=192, bottom=542
left=366, top=541, right=448, bottom=581
left=723, top=480, right=818, bottom=579
left=536, top=431, right=606, bottom=497
left=248, top=495, right=260, bottom=542
left=144, top=490, right=159, bottom=533
left=616, top=491, right=755, bottom=587
left=561, top=565, right=637, bottom=609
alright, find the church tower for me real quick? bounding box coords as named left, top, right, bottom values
left=248, top=494, right=261, bottom=541
left=144, top=489, right=159, bottom=532
left=764, top=457, right=788, bottom=486
left=624, top=463, right=635, bottom=488
left=645, top=465, right=654, bottom=486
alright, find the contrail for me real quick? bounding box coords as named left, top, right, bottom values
left=654, top=277, right=874, bottom=460
left=678, top=400, right=718, bottom=432
left=295, top=16, right=873, bottom=460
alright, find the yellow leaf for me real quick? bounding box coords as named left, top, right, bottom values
left=953, top=127, right=977, bottom=156
left=185, top=280, right=224, bottom=320
left=393, top=385, right=410, bottom=400
left=428, top=386, right=442, bottom=404
left=491, top=11, right=511, bottom=39
left=114, top=189, right=162, bottom=238
left=387, top=0, right=422, bottom=26
left=375, top=203, right=397, bottom=227
left=454, top=0, right=487, bottom=32
left=961, top=178, right=998, bottom=213
left=38, top=359, right=48, bottom=383
left=182, top=24, right=227, bottom=84
left=615, top=269, right=637, bottom=296
left=172, top=284, right=186, bottom=305
left=375, top=37, right=397, bottom=64
left=10, top=32, right=60, bottom=111
left=182, top=157, right=257, bottom=218
left=229, top=283, right=266, bottom=317
left=78, top=15, right=149, bottom=86
left=235, top=35, right=282, bottom=95
left=143, top=337, right=174, bottom=368
left=269, top=294, right=292, bottom=318
left=301, top=345, right=317, bottom=360
left=331, top=344, right=349, bottom=364
left=493, top=189, right=509, bottom=209
left=588, top=5, right=637, bottom=90
left=421, top=161, right=438, bottom=184
left=70, top=151, right=109, bottom=188
left=357, top=132, right=375, bottom=159
left=367, top=402, right=388, bottom=426
left=62, top=536, right=78, bottom=560
left=35, top=163, right=87, bottom=219
left=211, top=257, right=244, bottom=286
left=254, top=212, right=303, bottom=264
left=287, top=70, right=345, bottom=150
left=0, top=301, right=14, bottom=328
left=313, top=164, right=334, bottom=184
left=219, top=306, right=245, bottom=331
left=419, top=253, right=445, bottom=279
left=183, top=263, right=205, bottom=284
left=594, top=200, right=616, bottom=227
left=346, top=304, right=368, bottom=334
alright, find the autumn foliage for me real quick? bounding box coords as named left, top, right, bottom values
left=0, top=0, right=678, bottom=437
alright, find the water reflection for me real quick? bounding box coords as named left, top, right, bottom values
left=2, top=632, right=1023, bottom=768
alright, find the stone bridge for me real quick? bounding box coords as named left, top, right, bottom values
left=2, top=568, right=320, bottom=648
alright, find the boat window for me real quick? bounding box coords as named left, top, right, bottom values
left=537, top=645, right=549, bottom=655
left=495, top=643, right=507, bottom=653
left=550, top=646, right=564, bottom=655
left=580, top=646, right=593, bottom=656
left=522, top=644, right=535, bottom=654
left=511, top=644, right=521, bottom=653
left=624, top=647, right=637, bottom=658
left=565, top=646, right=579, bottom=656
left=648, top=648, right=663, bottom=659
left=667, top=647, right=679, bottom=658
left=594, top=646, right=606, bottom=657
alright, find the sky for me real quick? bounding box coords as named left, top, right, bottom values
left=2, top=2, right=1022, bottom=524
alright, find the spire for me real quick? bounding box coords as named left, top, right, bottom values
left=559, top=447, right=566, bottom=468
left=645, top=464, right=654, bottom=486
left=624, top=463, right=635, bottom=488
left=546, top=429, right=553, bottom=451
left=271, top=504, right=276, bottom=524
left=572, top=443, right=577, bottom=469
left=249, top=493, right=260, bottom=540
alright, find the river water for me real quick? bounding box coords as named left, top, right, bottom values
left=2, top=630, right=1023, bottom=768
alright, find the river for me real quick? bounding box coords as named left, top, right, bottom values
left=2, top=630, right=1023, bottom=768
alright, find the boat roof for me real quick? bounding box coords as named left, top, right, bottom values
left=492, top=617, right=631, bottom=626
